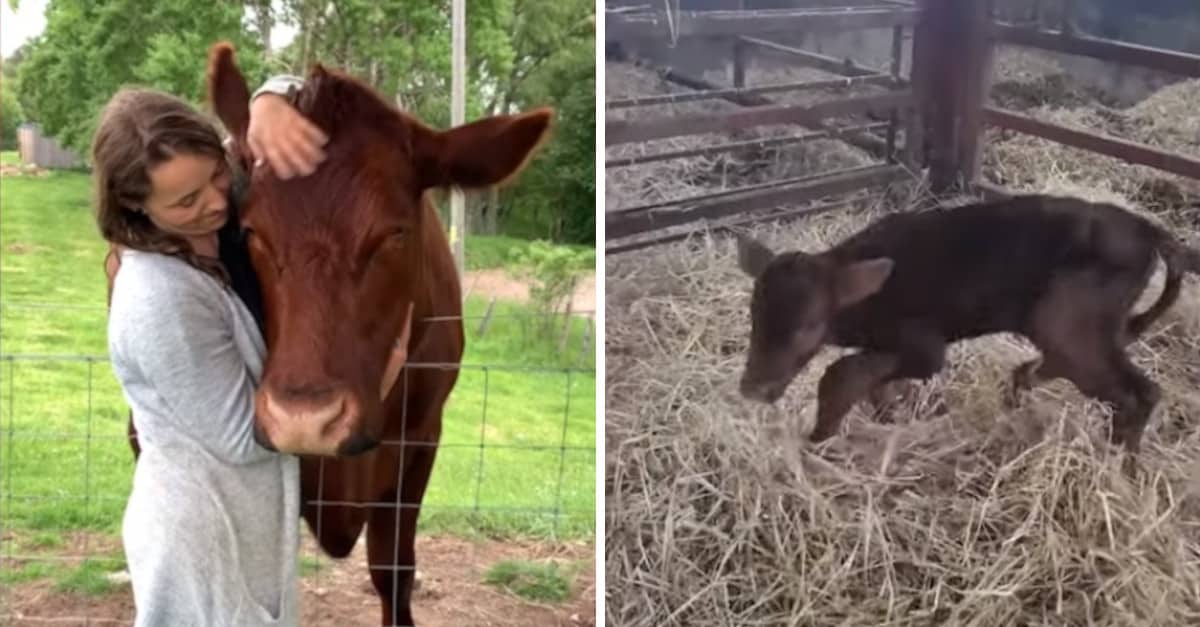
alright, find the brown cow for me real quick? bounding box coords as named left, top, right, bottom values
left=735, top=194, right=1200, bottom=454
left=206, top=44, right=552, bottom=625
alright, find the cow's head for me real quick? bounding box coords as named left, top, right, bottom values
left=205, top=43, right=553, bottom=456
left=734, top=233, right=893, bottom=404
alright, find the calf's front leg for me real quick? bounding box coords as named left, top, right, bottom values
left=811, top=352, right=900, bottom=442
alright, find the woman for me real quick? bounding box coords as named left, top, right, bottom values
left=95, top=78, right=410, bottom=625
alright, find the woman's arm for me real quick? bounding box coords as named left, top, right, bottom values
left=247, top=74, right=328, bottom=179
left=109, top=263, right=273, bottom=466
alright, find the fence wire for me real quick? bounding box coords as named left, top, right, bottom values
left=0, top=307, right=596, bottom=626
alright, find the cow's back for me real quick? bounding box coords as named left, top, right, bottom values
left=828, top=196, right=1160, bottom=346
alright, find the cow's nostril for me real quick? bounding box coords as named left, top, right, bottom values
left=337, top=432, right=379, bottom=457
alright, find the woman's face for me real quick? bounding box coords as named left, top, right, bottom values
left=142, top=152, right=231, bottom=239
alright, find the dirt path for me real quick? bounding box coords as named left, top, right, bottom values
left=463, top=269, right=596, bottom=315
left=1, top=532, right=595, bottom=626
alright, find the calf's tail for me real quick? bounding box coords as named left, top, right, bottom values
left=1127, top=233, right=1200, bottom=338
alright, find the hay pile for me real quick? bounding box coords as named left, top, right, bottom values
left=607, top=63, right=1200, bottom=623
left=984, top=78, right=1200, bottom=222
left=605, top=193, right=1200, bottom=624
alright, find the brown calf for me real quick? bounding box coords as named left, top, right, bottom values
left=736, top=194, right=1200, bottom=452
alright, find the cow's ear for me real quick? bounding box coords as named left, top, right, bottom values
left=413, top=107, right=554, bottom=191
left=833, top=258, right=893, bottom=307
left=206, top=41, right=252, bottom=164
left=735, top=232, right=775, bottom=278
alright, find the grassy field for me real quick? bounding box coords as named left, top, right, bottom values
left=0, top=153, right=596, bottom=564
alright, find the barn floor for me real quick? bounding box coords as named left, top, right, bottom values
left=0, top=530, right=596, bottom=626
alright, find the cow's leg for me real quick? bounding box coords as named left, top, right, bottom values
left=366, top=444, right=439, bottom=626
left=812, top=326, right=947, bottom=441
left=866, top=380, right=917, bottom=423
left=1027, top=271, right=1161, bottom=453
left=126, top=410, right=141, bottom=461
left=811, top=352, right=899, bottom=441
left=300, top=460, right=367, bottom=559
left=1105, top=349, right=1160, bottom=452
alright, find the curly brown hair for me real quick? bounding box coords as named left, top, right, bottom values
left=92, top=87, right=233, bottom=285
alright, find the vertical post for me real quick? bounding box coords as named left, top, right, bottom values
left=914, top=0, right=994, bottom=194
left=732, top=39, right=746, bottom=89
left=886, top=24, right=904, bottom=163
left=732, top=0, right=747, bottom=89
left=957, top=0, right=995, bottom=184
left=450, top=0, right=467, bottom=283
left=911, top=0, right=951, bottom=189
left=1061, top=0, right=1076, bottom=35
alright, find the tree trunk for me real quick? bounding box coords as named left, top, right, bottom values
left=486, top=186, right=500, bottom=234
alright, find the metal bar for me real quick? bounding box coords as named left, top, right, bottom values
left=984, top=106, right=1200, bottom=181
left=738, top=36, right=884, bottom=78
left=606, top=74, right=894, bottom=109
left=650, top=67, right=892, bottom=155
left=993, top=23, right=1200, bottom=78
left=656, top=68, right=772, bottom=107
left=606, top=164, right=906, bottom=239
left=607, top=7, right=919, bottom=40
left=605, top=122, right=891, bottom=168
left=972, top=179, right=1015, bottom=200
left=606, top=196, right=863, bottom=255
left=606, top=89, right=912, bottom=145
left=611, top=163, right=879, bottom=216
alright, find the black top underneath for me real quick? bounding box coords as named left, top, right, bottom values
left=217, top=175, right=266, bottom=335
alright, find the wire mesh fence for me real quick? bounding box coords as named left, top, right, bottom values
left=0, top=303, right=596, bottom=625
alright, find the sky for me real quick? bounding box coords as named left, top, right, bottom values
left=1, top=0, right=297, bottom=59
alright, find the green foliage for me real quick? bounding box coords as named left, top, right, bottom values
left=476, top=1, right=594, bottom=244
left=1, top=74, right=24, bottom=149
left=483, top=559, right=577, bottom=603
left=500, top=9, right=595, bottom=244
left=509, top=239, right=593, bottom=339
left=14, top=0, right=263, bottom=156
left=11, top=0, right=592, bottom=241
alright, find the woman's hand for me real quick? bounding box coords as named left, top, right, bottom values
left=246, top=94, right=329, bottom=179
left=379, top=303, right=415, bottom=401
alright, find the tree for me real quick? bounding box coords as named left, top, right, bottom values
left=1, top=72, right=25, bottom=149
left=14, top=0, right=265, bottom=156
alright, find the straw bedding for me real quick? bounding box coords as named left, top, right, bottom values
left=605, top=60, right=1200, bottom=626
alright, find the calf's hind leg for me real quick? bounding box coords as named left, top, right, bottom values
left=1027, top=274, right=1162, bottom=452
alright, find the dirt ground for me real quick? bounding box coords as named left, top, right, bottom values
left=463, top=269, right=597, bottom=315
left=1, top=531, right=596, bottom=626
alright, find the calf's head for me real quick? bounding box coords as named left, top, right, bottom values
left=735, top=233, right=893, bottom=403
left=206, top=43, right=552, bottom=456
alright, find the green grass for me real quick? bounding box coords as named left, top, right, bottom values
left=1, top=151, right=18, bottom=165
left=0, top=540, right=126, bottom=596
left=482, top=558, right=579, bottom=603
left=0, top=167, right=595, bottom=567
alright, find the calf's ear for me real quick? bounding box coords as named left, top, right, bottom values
left=833, top=258, right=893, bottom=307
left=735, top=233, right=775, bottom=278
left=414, top=107, right=554, bottom=191
left=205, top=42, right=252, bottom=166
